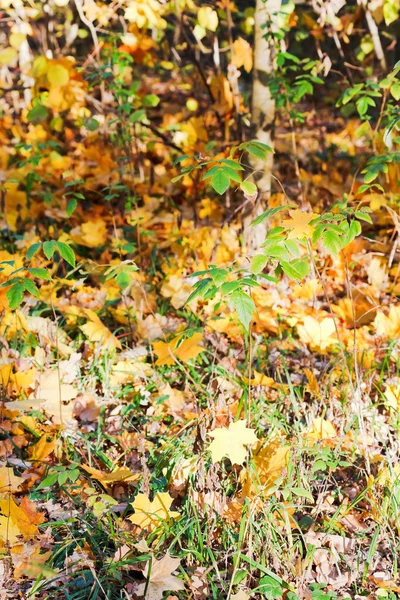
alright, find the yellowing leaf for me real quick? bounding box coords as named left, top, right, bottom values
left=80, top=310, right=122, bottom=351
left=47, top=64, right=70, bottom=87
left=384, top=384, right=400, bottom=410
left=128, top=492, right=180, bottom=531
left=81, top=465, right=140, bottom=486
left=110, top=359, right=153, bottom=386
left=70, top=219, right=108, bottom=247
left=208, top=420, right=257, bottom=465
left=9, top=33, right=26, bottom=50
left=305, top=418, right=337, bottom=445
left=0, top=47, right=18, bottom=66
left=0, top=496, right=44, bottom=545
left=297, top=316, right=337, bottom=352
left=153, top=332, right=204, bottom=366
left=241, top=440, right=290, bottom=499
left=29, top=435, right=56, bottom=462
left=0, top=466, right=24, bottom=493
left=374, top=306, right=400, bottom=338
left=198, top=6, right=218, bottom=31
left=136, top=552, right=185, bottom=600
left=232, top=37, right=253, bottom=72
left=282, top=209, right=318, bottom=239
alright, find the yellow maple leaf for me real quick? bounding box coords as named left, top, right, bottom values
left=0, top=466, right=24, bottom=493
left=70, top=219, right=108, bottom=247
left=282, top=209, right=318, bottom=239
left=128, top=492, right=180, bottom=531
left=374, top=306, right=400, bottom=338
left=241, top=440, right=290, bottom=498
left=232, top=37, right=253, bottom=72
left=208, top=420, right=258, bottom=465
left=297, top=316, right=337, bottom=352
left=0, top=496, right=43, bottom=545
left=110, top=359, right=153, bottom=386
left=29, top=435, right=56, bottom=462
left=305, top=418, right=337, bottom=446
left=153, top=332, right=204, bottom=366
left=80, top=310, right=122, bottom=351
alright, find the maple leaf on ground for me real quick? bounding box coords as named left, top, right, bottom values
left=282, top=209, right=318, bottom=239
left=241, top=440, right=290, bottom=499
left=152, top=332, right=204, bottom=366
left=0, top=466, right=24, bottom=493
left=208, top=420, right=258, bottom=465
left=297, top=316, right=337, bottom=352
left=80, top=309, right=122, bottom=351
left=305, top=418, right=337, bottom=446
left=136, top=553, right=185, bottom=600
left=128, top=492, right=181, bottom=531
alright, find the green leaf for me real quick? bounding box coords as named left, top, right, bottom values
left=390, top=81, right=400, bottom=101
left=355, top=210, right=373, bottom=224
left=56, top=242, right=76, bottom=267
left=27, top=103, right=49, bottom=124
left=28, top=268, right=52, bottom=280
left=6, top=283, right=24, bottom=310
left=36, top=472, right=59, bottom=490
left=250, top=253, right=269, bottom=274
left=210, top=171, right=230, bottom=195
left=321, top=229, right=342, bottom=254
left=281, top=260, right=305, bottom=281
left=258, top=575, right=284, bottom=599
left=251, top=205, right=293, bottom=226
left=26, top=242, right=42, bottom=260
left=43, top=240, right=56, bottom=259
left=290, top=486, right=314, bottom=502
left=22, top=278, right=40, bottom=297
left=143, top=94, right=160, bottom=107
left=240, top=181, right=257, bottom=196
left=229, top=291, right=256, bottom=331
left=115, top=270, right=131, bottom=289
left=66, top=198, right=78, bottom=217
left=129, top=108, right=146, bottom=123
left=348, top=219, right=362, bottom=243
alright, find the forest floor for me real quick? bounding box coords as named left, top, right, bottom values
left=0, top=93, right=400, bottom=600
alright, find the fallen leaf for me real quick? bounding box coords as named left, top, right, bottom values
left=208, top=420, right=258, bottom=465
left=305, top=418, right=337, bottom=445
left=136, top=552, right=185, bottom=600
left=0, top=466, right=24, bottom=493
left=81, top=465, right=140, bottom=486
left=153, top=332, right=205, bottom=366
left=128, top=492, right=180, bottom=531
left=297, top=316, right=337, bottom=352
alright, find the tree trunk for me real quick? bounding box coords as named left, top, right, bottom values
left=244, top=0, right=281, bottom=252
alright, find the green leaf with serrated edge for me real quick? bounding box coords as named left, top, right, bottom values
left=284, top=239, right=300, bottom=257
left=43, top=240, right=56, bottom=259
left=355, top=210, right=373, bottom=224
left=280, top=261, right=304, bottom=281
left=209, top=269, right=228, bottom=285
left=229, top=290, right=255, bottom=331
left=22, top=278, right=39, bottom=297
left=210, top=171, right=230, bottom=194
left=240, top=181, right=257, bottom=195
left=312, top=224, right=325, bottom=244
left=221, top=281, right=240, bottom=295
left=321, top=229, right=342, bottom=254
left=250, top=253, right=268, bottom=274
left=186, top=279, right=213, bottom=304
left=251, top=204, right=294, bottom=226
left=202, top=165, right=223, bottom=180
left=26, top=242, right=42, bottom=260
left=219, top=159, right=244, bottom=170
left=6, top=283, right=24, bottom=310
left=222, top=166, right=242, bottom=183
left=56, top=242, right=76, bottom=267
left=28, top=268, right=52, bottom=280
left=246, top=144, right=268, bottom=160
